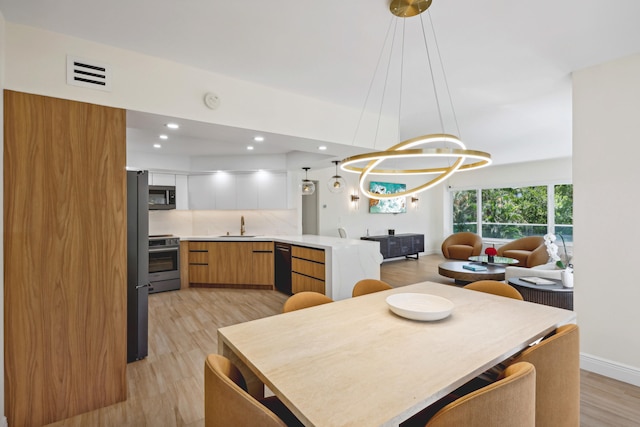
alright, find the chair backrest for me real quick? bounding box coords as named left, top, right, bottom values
left=282, top=291, right=333, bottom=313
left=426, top=362, right=536, bottom=427
left=204, top=354, right=287, bottom=427
left=352, top=279, right=392, bottom=297
left=463, top=280, right=524, bottom=300
left=441, top=232, right=483, bottom=259
left=510, top=324, right=580, bottom=427
left=338, top=227, right=347, bottom=238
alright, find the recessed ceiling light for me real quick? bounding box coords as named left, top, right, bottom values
left=166, top=123, right=180, bottom=129
left=159, top=134, right=168, bottom=140
left=247, top=146, right=254, bottom=150
left=318, top=145, right=327, bottom=151
left=153, top=143, right=162, bottom=149
left=254, top=136, right=264, bottom=142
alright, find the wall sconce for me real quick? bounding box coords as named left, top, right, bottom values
left=351, top=194, right=360, bottom=202
left=411, top=196, right=419, bottom=209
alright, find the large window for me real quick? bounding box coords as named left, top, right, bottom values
left=452, top=184, right=573, bottom=241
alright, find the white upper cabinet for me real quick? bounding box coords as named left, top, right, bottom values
left=187, top=171, right=287, bottom=210
left=149, top=173, right=176, bottom=186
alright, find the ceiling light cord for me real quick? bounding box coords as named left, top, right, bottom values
left=351, top=16, right=396, bottom=148
left=418, top=11, right=445, bottom=136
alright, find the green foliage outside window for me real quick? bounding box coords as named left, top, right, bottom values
left=452, top=184, right=573, bottom=240
left=452, top=190, right=477, bottom=233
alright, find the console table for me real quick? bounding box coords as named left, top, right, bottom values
left=361, top=233, right=424, bottom=259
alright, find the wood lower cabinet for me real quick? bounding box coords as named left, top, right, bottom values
left=292, top=246, right=326, bottom=294
left=187, top=241, right=274, bottom=288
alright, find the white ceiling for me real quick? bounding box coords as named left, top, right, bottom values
left=3, top=0, right=640, bottom=167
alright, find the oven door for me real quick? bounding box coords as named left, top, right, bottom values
left=149, top=246, right=180, bottom=282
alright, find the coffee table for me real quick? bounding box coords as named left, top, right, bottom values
left=438, top=261, right=508, bottom=285
left=507, top=277, right=574, bottom=310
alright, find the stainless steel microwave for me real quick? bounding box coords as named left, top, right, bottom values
left=149, top=185, right=176, bottom=210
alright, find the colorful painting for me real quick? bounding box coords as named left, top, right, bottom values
left=368, top=181, right=407, bottom=214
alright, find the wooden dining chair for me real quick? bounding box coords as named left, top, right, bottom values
left=282, top=291, right=333, bottom=313
left=424, top=362, right=536, bottom=427
left=204, top=354, right=304, bottom=427
left=509, top=324, right=580, bottom=427
left=463, top=280, right=524, bottom=300
left=351, top=278, right=393, bottom=297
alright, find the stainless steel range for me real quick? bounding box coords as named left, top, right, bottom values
left=148, top=235, right=181, bottom=293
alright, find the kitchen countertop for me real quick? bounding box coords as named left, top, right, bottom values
left=180, top=234, right=377, bottom=251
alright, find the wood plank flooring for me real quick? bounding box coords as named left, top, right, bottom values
left=45, top=254, right=640, bottom=426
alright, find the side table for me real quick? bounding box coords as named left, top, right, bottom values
left=507, top=277, right=573, bottom=310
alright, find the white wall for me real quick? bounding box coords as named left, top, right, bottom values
left=573, top=53, right=640, bottom=386
left=308, top=166, right=445, bottom=253
left=4, top=23, right=396, bottom=152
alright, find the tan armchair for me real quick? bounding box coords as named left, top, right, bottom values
left=425, top=362, right=536, bottom=427
left=508, top=324, right=580, bottom=427
left=497, top=236, right=547, bottom=267
left=204, top=354, right=303, bottom=427
left=441, top=232, right=483, bottom=260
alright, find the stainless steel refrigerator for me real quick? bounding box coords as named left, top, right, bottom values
left=127, top=170, right=149, bottom=362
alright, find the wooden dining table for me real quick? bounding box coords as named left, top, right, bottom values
left=217, top=282, right=577, bottom=427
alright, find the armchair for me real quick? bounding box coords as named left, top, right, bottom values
left=441, top=232, right=483, bottom=260
left=497, top=236, right=547, bottom=268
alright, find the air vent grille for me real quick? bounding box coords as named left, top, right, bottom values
left=66, top=56, right=112, bottom=92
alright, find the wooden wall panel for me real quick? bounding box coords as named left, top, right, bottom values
left=4, top=91, right=127, bottom=426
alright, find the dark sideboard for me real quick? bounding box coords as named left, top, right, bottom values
left=361, top=233, right=424, bottom=260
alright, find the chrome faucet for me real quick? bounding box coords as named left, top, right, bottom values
left=240, top=215, right=245, bottom=236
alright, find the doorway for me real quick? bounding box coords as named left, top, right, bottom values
left=301, top=180, right=319, bottom=235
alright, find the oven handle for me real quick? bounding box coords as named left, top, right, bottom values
left=149, top=247, right=179, bottom=253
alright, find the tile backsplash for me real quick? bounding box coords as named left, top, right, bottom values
left=149, top=209, right=299, bottom=237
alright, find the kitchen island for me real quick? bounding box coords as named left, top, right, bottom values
left=180, top=235, right=382, bottom=300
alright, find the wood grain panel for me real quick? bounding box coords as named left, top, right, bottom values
left=212, top=242, right=253, bottom=285
left=179, top=241, right=190, bottom=288
left=292, top=272, right=325, bottom=294
left=4, top=91, right=127, bottom=426
left=251, top=242, right=274, bottom=286
left=292, top=245, right=325, bottom=263
left=292, top=258, right=325, bottom=280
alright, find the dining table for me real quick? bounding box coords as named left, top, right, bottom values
left=217, top=281, right=577, bottom=427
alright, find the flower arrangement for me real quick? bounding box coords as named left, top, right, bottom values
left=484, top=247, right=497, bottom=257
left=543, top=233, right=569, bottom=268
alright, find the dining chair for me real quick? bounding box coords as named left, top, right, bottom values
left=352, top=278, right=393, bottom=297
left=282, top=291, right=333, bottom=313
left=463, top=280, right=524, bottom=300
left=424, top=362, right=536, bottom=427
left=204, top=353, right=304, bottom=427
left=509, top=323, right=580, bottom=427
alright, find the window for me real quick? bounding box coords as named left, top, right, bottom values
left=452, top=184, right=573, bottom=240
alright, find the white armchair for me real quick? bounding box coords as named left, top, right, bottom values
left=504, top=262, right=563, bottom=282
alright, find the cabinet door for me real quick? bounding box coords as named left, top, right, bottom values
left=151, top=173, right=176, bottom=186
left=237, top=174, right=259, bottom=209
left=258, top=172, right=287, bottom=209
left=292, top=273, right=325, bottom=294
left=251, top=242, right=274, bottom=285
left=211, top=242, right=252, bottom=285
left=188, top=175, right=216, bottom=210
left=175, top=174, right=189, bottom=210
left=214, top=173, right=237, bottom=210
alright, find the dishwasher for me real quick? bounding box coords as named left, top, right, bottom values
left=274, top=242, right=292, bottom=295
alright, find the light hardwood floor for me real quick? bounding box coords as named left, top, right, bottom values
left=45, top=254, right=640, bottom=426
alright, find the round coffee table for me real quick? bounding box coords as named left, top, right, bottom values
left=507, top=277, right=573, bottom=310
left=438, top=261, right=507, bottom=285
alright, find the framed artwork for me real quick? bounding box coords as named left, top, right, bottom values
left=368, top=181, right=406, bottom=214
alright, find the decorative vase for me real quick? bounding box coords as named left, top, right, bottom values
left=561, top=266, right=574, bottom=288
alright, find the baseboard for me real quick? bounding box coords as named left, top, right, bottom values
left=1, top=415, right=7, bottom=427
left=581, top=352, right=640, bottom=387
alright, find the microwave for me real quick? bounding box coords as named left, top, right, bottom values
left=149, top=185, right=176, bottom=210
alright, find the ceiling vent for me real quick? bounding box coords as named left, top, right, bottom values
left=66, top=56, right=112, bottom=92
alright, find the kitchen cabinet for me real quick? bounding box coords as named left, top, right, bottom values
left=150, top=172, right=176, bottom=186
left=187, top=241, right=274, bottom=288
left=291, top=245, right=326, bottom=294
left=187, top=171, right=287, bottom=210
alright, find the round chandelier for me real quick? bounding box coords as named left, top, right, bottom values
left=341, top=0, right=491, bottom=200
left=327, top=160, right=347, bottom=194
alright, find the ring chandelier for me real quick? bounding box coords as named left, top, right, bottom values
left=340, top=0, right=492, bottom=200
